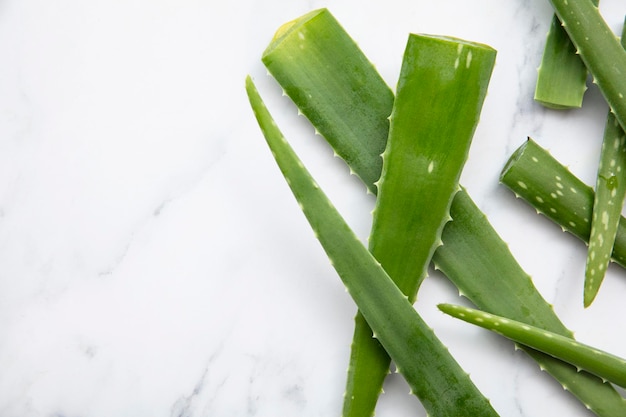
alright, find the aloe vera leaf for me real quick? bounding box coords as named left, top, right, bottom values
left=261, top=9, right=393, bottom=194
left=439, top=303, right=626, bottom=388
left=546, top=0, right=626, bottom=132
left=371, top=34, right=496, bottom=299
left=436, top=192, right=626, bottom=414
left=343, top=313, right=389, bottom=417
left=245, top=76, right=500, bottom=417
left=345, top=34, right=495, bottom=417
left=437, top=191, right=626, bottom=417
left=500, top=138, right=626, bottom=269
left=586, top=115, right=626, bottom=305
left=261, top=10, right=626, bottom=416
left=584, top=21, right=626, bottom=307
left=435, top=189, right=571, bottom=335
left=534, top=10, right=592, bottom=109
left=262, top=12, right=394, bottom=414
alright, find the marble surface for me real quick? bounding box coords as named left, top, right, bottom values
left=1, top=0, right=626, bottom=416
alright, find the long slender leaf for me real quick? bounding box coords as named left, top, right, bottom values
left=440, top=303, right=626, bottom=388
left=246, top=75, right=500, bottom=417
left=584, top=20, right=626, bottom=307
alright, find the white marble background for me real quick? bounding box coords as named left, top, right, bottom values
left=1, top=0, right=626, bottom=416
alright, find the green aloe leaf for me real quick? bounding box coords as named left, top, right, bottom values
left=348, top=33, right=495, bottom=417
left=534, top=10, right=593, bottom=109
left=246, top=75, right=500, bottom=417
left=439, top=303, right=626, bottom=389
left=261, top=9, right=393, bottom=194
left=500, top=137, right=626, bottom=269
left=546, top=0, right=626, bottom=132
left=584, top=20, right=626, bottom=307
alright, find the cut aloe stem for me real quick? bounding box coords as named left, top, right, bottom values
left=262, top=9, right=626, bottom=416
left=500, top=138, right=626, bottom=269
left=439, top=303, right=626, bottom=388
left=371, top=33, right=496, bottom=298
left=246, top=76, right=500, bottom=417
left=547, top=0, right=626, bottom=132
left=345, top=33, right=496, bottom=417
left=352, top=33, right=494, bottom=417
left=534, top=13, right=589, bottom=109
left=533, top=0, right=599, bottom=109
left=261, top=9, right=393, bottom=194
left=584, top=20, right=626, bottom=308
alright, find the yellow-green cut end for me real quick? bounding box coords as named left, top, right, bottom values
left=535, top=97, right=584, bottom=110
left=263, top=8, right=327, bottom=57
left=414, top=33, right=497, bottom=53
left=272, top=18, right=299, bottom=41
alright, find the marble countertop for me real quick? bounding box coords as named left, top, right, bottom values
left=1, top=0, right=626, bottom=416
